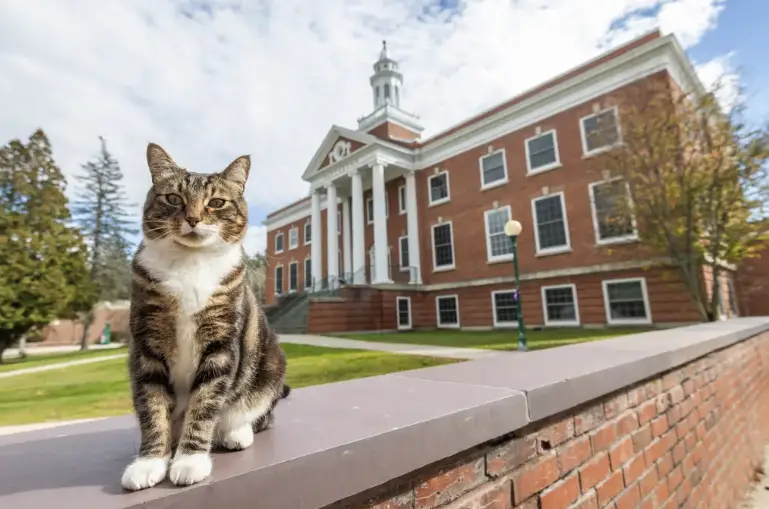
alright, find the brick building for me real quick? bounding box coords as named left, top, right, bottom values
left=262, top=30, right=742, bottom=333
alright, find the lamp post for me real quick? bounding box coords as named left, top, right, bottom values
left=504, top=219, right=528, bottom=352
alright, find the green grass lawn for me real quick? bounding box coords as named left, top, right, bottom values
left=0, top=343, right=457, bottom=426
left=334, top=327, right=652, bottom=351
left=0, top=346, right=129, bottom=373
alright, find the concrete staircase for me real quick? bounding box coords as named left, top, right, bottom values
left=265, top=293, right=310, bottom=334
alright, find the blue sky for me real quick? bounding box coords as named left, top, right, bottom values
left=0, top=0, right=764, bottom=255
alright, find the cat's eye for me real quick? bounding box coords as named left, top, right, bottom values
left=208, top=198, right=226, bottom=209
left=165, top=194, right=183, bottom=206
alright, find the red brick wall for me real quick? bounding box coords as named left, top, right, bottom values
left=368, top=122, right=421, bottom=142
left=324, top=331, right=769, bottom=509
left=737, top=243, right=769, bottom=316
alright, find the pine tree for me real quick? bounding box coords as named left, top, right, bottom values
left=0, top=129, right=96, bottom=362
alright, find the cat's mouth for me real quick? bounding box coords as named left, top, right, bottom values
left=175, top=224, right=219, bottom=248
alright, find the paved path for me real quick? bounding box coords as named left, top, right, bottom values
left=0, top=353, right=128, bottom=379
left=0, top=417, right=110, bottom=436
left=3, top=343, right=124, bottom=359
left=278, top=334, right=506, bottom=360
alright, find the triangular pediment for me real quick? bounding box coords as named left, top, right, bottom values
left=301, top=125, right=380, bottom=180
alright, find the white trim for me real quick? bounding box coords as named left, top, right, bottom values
left=396, top=296, right=412, bottom=330
left=431, top=221, right=456, bottom=272
left=274, top=232, right=284, bottom=254
left=601, top=277, right=652, bottom=325
left=288, top=227, right=299, bottom=250
left=366, top=192, right=389, bottom=224
left=435, top=294, right=460, bottom=328
left=427, top=170, right=451, bottom=207
left=524, top=129, right=562, bottom=175
left=398, top=184, right=406, bottom=215
left=491, top=289, right=519, bottom=328
left=541, top=283, right=581, bottom=327
left=398, top=235, right=409, bottom=271
left=303, top=222, right=312, bottom=246
left=531, top=192, right=572, bottom=256
left=579, top=105, right=622, bottom=157
left=484, top=206, right=514, bottom=263
left=274, top=264, right=284, bottom=296
left=337, top=211, right=342, bottom=235
left=303, top=256, right=312, bottom=289
left=288, top=261, right=299, bottom=293
left=588, top=177, right=639, bottom=245
left=479, top=148, right=509, bottom=190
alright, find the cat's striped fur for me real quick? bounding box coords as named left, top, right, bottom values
left=121, top=143, right=289, bottom=491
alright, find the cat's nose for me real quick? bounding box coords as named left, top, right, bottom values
left=186, top=217, right=199, bottom=227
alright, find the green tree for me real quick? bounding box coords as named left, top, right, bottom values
left=595, top=79, right=769, bottom=321
left=0, top=129, right=97, bottom=362
left=245, top=252, right=268, bottom=305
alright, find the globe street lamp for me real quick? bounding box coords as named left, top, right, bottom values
left=504, top=219, right=528, bottom=352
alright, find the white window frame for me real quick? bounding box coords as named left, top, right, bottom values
left=491, top=289, right=519, bottom=328
left=304, top=256, right=312, bottom=289
left=337, top=212, right=341, bottom=235
left=479, top=149, right=509, bottom=190
left=435, top=294, right=460, bottom=328
left=303, top=222, right=312, bottom=245
left=601, top=277, right=652, bottom=325
left=524, top=129, right=561, bottom=174
left=288, top=227, right=299, bottom=250
left=274, top=264, right=284, bottom=295
left=427, top=171, right=451, bottom=207
left=398, top=184, right=406, bottom=215
left=541, top=284, right=581, bottom=327
left=588, top=177, right=638, bottom=246
left=398, top=235, right=409, bottom=271
left=366, top=192, right=389, bottom=224
left=579, top=106, right=622, bottom=157
left=274, top=232, right=284, bottom=254
left=288, top=261, right=298, bottom=293
left=484, top=206, right=514, bottom=263
left=531, top=192, right=572, bottom=256
left=396, top=296, right=412, bottom=330
left=431, top=221, right=456, bottom=272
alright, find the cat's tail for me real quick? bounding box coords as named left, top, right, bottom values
left=281, top=384, right=291, bottom=399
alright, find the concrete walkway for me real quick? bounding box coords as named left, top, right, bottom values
left=0, top=353, right=128, bottom=379
left=0, top=417, right=110, bottom=436
left=3, top=343, right=124, bottom=359
left=278, top=334, right=506, bottom=360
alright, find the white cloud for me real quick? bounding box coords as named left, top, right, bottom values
left=0, top=0, right=735, bottom=234
left=695, top=52, right=742, bottom=112
left=243, top=224, right=267, bottom=256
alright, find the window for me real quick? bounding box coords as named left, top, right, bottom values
left=602, top=278, right=651, bottom=325
left=304, top=258, right=312, bottom=289
left=384, top=83, right=391, bottom=101
left=541, top=284, right=580, bottom=326
left=274, top=265, right=284, bottom=295
left=532, top=193, right=571, bottom=254
left=274, top=232, right=284, bottom=254
left=288, top=262, right=298, bottom=292
left=581, top=107, right=620, bottom=155
left=727, top=278, right=739, bottom=316
left=525, top=130, right=560, bottom=173
left=366, top=192, right=389, bottom=224
left=428, top=171, right=450, bottom=206
left=398, top=185, right=406, bottom=214
left=399, top=236, right=409, bottom=270
left=484, top=206, right=513, bottom=262
left=431, top=222, right=455, bottom=271
left=479, top=150, right=508, bottom=188
left=288, top=227, right=299, bottom=250
left=436, top=295, right=460, bottom=328
left=589, top=179, right=637, bottom=244
left=303, top=222, right=312, bottom=245
left=491, top=290, right=518, bottom=326
left=396, top=296, right=412, bottom=330
left=337, top=212, right=342, bottom=235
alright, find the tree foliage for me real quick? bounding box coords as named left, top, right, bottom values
left=595, top=78, right=769, bottom=321
left=245, top=252, right=267, bottom=305
left=0, top=129, right=97, bottom=361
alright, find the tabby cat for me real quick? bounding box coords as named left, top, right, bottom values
left=121, top=143, right=290, bottom=491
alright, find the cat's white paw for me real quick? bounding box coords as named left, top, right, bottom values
left=121, top=456, right=169, bottom=491
left=220, top=425, right=254, bottom=451
left=169, top=453, right=212, bottom=486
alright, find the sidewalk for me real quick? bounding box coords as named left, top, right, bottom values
left=0, top=353, right=128, bottom=379
left=3, top=343, right=124, bottom=359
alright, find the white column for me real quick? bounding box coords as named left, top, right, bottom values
left=372, top=162, right=391, bottom=283
left=310, top=189, right=322, bottom=291
left=326, top=182, right=340, bottom=288
left=405, top=170, right=422, bottom=284
left=342, top=196, right=352, bottom=279
left=351, top=169, right=366, bottom=284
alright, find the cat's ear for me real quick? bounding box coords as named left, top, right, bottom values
left=220, top=155, right=250, bottom=191
left=146, top=143, right=181, bottom=184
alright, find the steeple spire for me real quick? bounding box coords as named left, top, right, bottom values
left=380, top=40, right=388, bottom=60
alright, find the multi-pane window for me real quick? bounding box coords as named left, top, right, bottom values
left=399, top=236, right=410, bottom=269
left=431, top=222, right=455, bottom=270
left=288, top=227, right=299, bottom=249
left=428, top=171, right=450, bottom=205
left=366, top=193, right=389, bottom=223
left=532, top=194, right=570, bottom=253
left=526, top=131, right=559, bottom=172
left=288, top=262, right=298, bottom=292
left=603, top=278, right=651, bottom=324
left=492, top=290, right=518, bottom=326
left=436, top=295, right=459, bottom=327
left=590, top=179, right=636, bottom=243
left=274, top=266, right=283, bottom=295
left=484, top=207, right=513, bottom=262
left=542, top=285, right=579, bottom=325
left=581, top=107, right=620, bottom=154
left=480, top=151, right=507, bottom=188
left=304, top=222, right=311, bottom=245
left=397, top=297, right=411, bottom=330
left=304, top=258, right=312, bottom=289
left=727, top=278, right=739, bottom=316
left=398, top=185, right=406, bottom=214
left=275, top=232, right=284, bottom=253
